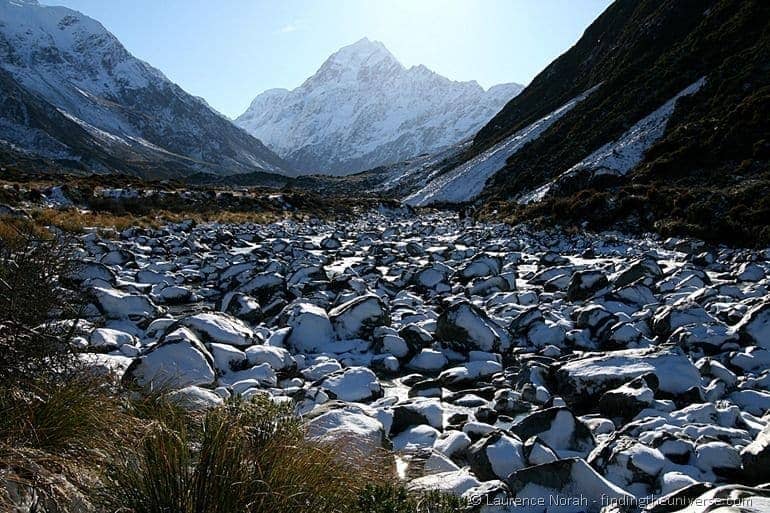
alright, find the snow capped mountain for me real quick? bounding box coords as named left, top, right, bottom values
left=0, top=0, right=292, bottom=177
left=236, top=38, right=523, bottom=175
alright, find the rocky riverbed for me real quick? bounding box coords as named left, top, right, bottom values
left=68, top=209, right=770, bottom=512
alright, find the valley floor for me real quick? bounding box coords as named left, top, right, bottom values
left=13, top=206, right=769, bottom=512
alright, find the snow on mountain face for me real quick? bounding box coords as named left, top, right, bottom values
left=404, top=85, right=600, bottom=207
left=0, top=0, right=291, bottom=176
left=520, top=78, right=707, bottom=205
left=236, top=38, right=523, bottom=176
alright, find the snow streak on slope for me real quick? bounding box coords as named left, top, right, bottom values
left=236, top=38, right=523, bottom=175
left=519, top=78, right=706, bottom=204
left=404, top=85, right=601, bottom=207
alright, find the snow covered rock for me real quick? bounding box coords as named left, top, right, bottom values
left=91, top=287, right=159, bottom=320
left=555, top=347, right=701, bottom=406
left=511, top=407, right=596, bottom=457
left=89, top=328, right=137, bottom=352
left=306, top=405, right=387, bottom=456
left=220, top=292, right=262, bottom=324
left=741, top=421, right=770, bottom=485
left=435, top=302, right=510, bottom=352
left=598, top=375, right=656, bottom=421
left=180, top=313, right=255, bottom=348
left=391, top=398, right=444, bottom=433
left=504, top=458, right=633, bottom=513
left=124, top=328, right=215, bottom=389
left=407, top=469, right=481, bottom=497
left=283, top=302, right=335, bottom=353
left=167, top=386, right=224, bottom=410
left=244, top=345, right=296, bottom=374
left=733, top=301, right=770, bottom=350
left=438, top=360, right=503, bottom=387
left=319, top=367, right=383, bottom=402
left=329, top=294, right=389, bottom=340
left=467, top=432, right=526, bottom=481
left=567, top=270, right=609, bottom=301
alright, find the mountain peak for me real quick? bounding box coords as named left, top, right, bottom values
left=237, top=40, right=523, bottom=175
left=324, top=37, right=401, bottom=70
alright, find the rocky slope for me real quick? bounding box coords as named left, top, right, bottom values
left=236, top=38, right=523, bottom=175
left=406, top=0, right=769, bottom=246
left=0, top=0, right=292, bottom=178
left=58, top=208, right=770, bottom=511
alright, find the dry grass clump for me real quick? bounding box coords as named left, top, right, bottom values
left=28, top=207, right=284, bottom=233
left=103, top=396, right=385, bottom=513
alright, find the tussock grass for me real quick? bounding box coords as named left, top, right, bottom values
left=102, top=396, right=388, bottom=513
left=0, top=375, right=124, bottom=453
left=357, top=483, right=468, bottom=513
left=29, top=207, right=284, bottom=233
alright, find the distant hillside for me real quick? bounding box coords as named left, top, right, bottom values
left=408, top=0, right=770, bottom=245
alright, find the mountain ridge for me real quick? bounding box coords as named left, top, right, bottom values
left=0, top=0, right=294, bottom=178
left=236, top=38, right=523, bottom=175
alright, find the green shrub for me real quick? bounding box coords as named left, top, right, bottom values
left=0, top=219, right=82, bottom=384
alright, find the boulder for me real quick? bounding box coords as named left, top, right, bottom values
left=320, top=367, right=383, bottom=402
left=283, top=302, right=334, bottom=353
left=91, top=287, right=160, bottom=320
left=306, top=405, right=387, bottom=457
left=741, top=421, right=770, bottom=485
left=435, top=302, right=510, bottom=352
left=511, top=407, right=596, bottom=457
left=467, top=432, right=526, bottom=481
left=555, top=347, right=701, bottom=407
left=505, top=458, right=633, bottom=513
left=733, top=301, right=770, bottom=350
left=180, top=313, right=254, bottom=348
left=124, top=327, right=215, bottom=389
left=329, top=294, right=389, bottom=340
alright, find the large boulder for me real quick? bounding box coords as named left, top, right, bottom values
left=567, top=270, right=609, bottom=301
left=598, top=375, right=657, bottom=422
left=511, top=407, right=596, bottom=457
left=435, top=302, right=510, bottom=352
left=740, top=420, right=770, bottom=485
left=181, top=313, right=255, bottom=348
left=504, top=458, right=633, bottom=513
left=124, top=327, right=215, bottom=389
left=283, top=302, right=335, bottom=353
left=555, top=347, right=701, bottom=407
left=733, top=301, right=770, bottom=350
left=319, top=367, right=383, bottom=402
left=438, top=360, right=503, bottom=388
left=306, top=405, right=387, bottom=457
left=91, top=287, right=160, bottom=320
left=467, top=432, right=526, bottom=481
left=329, top=294, right=390, bottom=340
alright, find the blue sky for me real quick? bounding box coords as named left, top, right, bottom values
left=41, top=0, right=612, bottom=118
